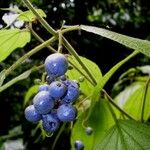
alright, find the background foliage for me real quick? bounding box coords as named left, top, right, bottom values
left=0, top=0, right=150, bottom=149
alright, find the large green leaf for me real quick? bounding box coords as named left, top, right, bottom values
left=86, top=51, right=137, bottom=121
left=0, top=29, right=31, bottom=62
left=17, top=9, right=46, bottom=22
left=71, top=99, right=115, bottom=150
left=81, top=25, right=150, bottom=57
left=67, top=55, right=102, bottom=96
left=115, top=81, right=150, bottom=121
left=95, top=120, right=150, bottom=150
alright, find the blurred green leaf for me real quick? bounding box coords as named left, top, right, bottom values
left=0, top=70, right=32, bottom=93
left=8, top=125, right=23, bottom=136
left=81, top=25, right=150, bottom=57
left=137, top=65, right=150, bottom=75
left=95, top=120, right=150, bottom=150
left=24, top=85, right=39, bottom=106
left=0, top=29, right=31, bottom=62
left=71, top=99, right=115, bottom=150
left=67, top=55, right=102, bottom=96
left=17, top=9, right=46, bottom=22
left=115, top=80, right=150, bottom=121
left=0, top=70, right=6, bottom=86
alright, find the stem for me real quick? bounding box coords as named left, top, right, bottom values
left=58, top=30, right=63, bottom=53
left=62, top=36, right=97, bottom=86
left=5, top=36, right=57, bottom=77
left=22, top=0, right=56, bottom=35
left=141, top=76, right=150, bottom=122
left=28, top=25, right=57, bottom=53
left=102, top=89, right=135, bottom=120
left=52, top=123, right=66, bottom=150
left=61, top=25, right=81, bottom=34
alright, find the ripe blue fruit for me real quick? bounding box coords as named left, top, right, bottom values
left=42, top=112, right=60, bottom=133
left=57, top=104, right=77, bottom=122
left=60, top=75, right=67, bottom=81
left=49, top=81, right=67, bottom=98
left=33, top=91, right=54, bottom=114
left=74, top=140, right=84, bottom=150
left=85, top=127, right=93, bottom=135
left=44, top=53, right=68, bottom=77
left=63, top=80, right=79, bottom=89
left=62, top=85, right=80, bottom=103
left=38, top=84, right=49, bottom=92
left=24, top=105, right=41, bottom=122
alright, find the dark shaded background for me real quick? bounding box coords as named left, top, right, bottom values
left=0, top=0, right=150, bottom=149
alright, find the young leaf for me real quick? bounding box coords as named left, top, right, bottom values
left=0, top=29, right=31, bottom=62
left=17, top=9, right=46, bottom=22
left=115, top=81, right=150, bottom=121
left=95, top=120, right=150, bottom=150
left=71, top=99, right=115, bottom=150
left=81, top=25, right=150, bottom=57
left=67, top=55, right=102, bottom=96
left=24, top=85, right=39, bottom=106
left=0, top=69, right=32, bottom=93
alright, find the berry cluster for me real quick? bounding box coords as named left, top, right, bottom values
left=24, top=53, right=80, bottom=133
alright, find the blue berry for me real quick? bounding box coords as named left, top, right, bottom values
left=60, top=75, right=67, bottom=81
left=57, top=104, right=77, bottom=122
left=63, top=80, right=79, bottom=89
left=38, top=84, right=49, bottom=92
left=62, top=85, right=80, bottom=103
left=24, top=105, right=41, bottom=122
left=45, top=53, right=68, bottom=77
left=33, top=91, right=54, bottom=114
left=49, top=81, right=67, bottom=98
left=74, top=140, right=84, bottom=150
left=42, top=113, right=60, bottom=133
left=85, top=127, right=93, bottom=135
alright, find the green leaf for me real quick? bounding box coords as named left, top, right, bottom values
left=24, top=85, right=39, bottom=106
left=0, top=29, right=31, bottom=62
left=0, top=70, right=32, bottom=93
left=115, top=81, right=150, bottom=121
left=71, top=99, right=115, bottom=150
left=86, top=51, right=137, bottom=121
left=67, top=55, right=102, bottom=96
left=0, top=70, right=6, bottom=86
left=81, top=25, right=150, bottom=57
left=17, top=9, right=46, bottom=22
left=95, top=120, right=150, bottom=150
